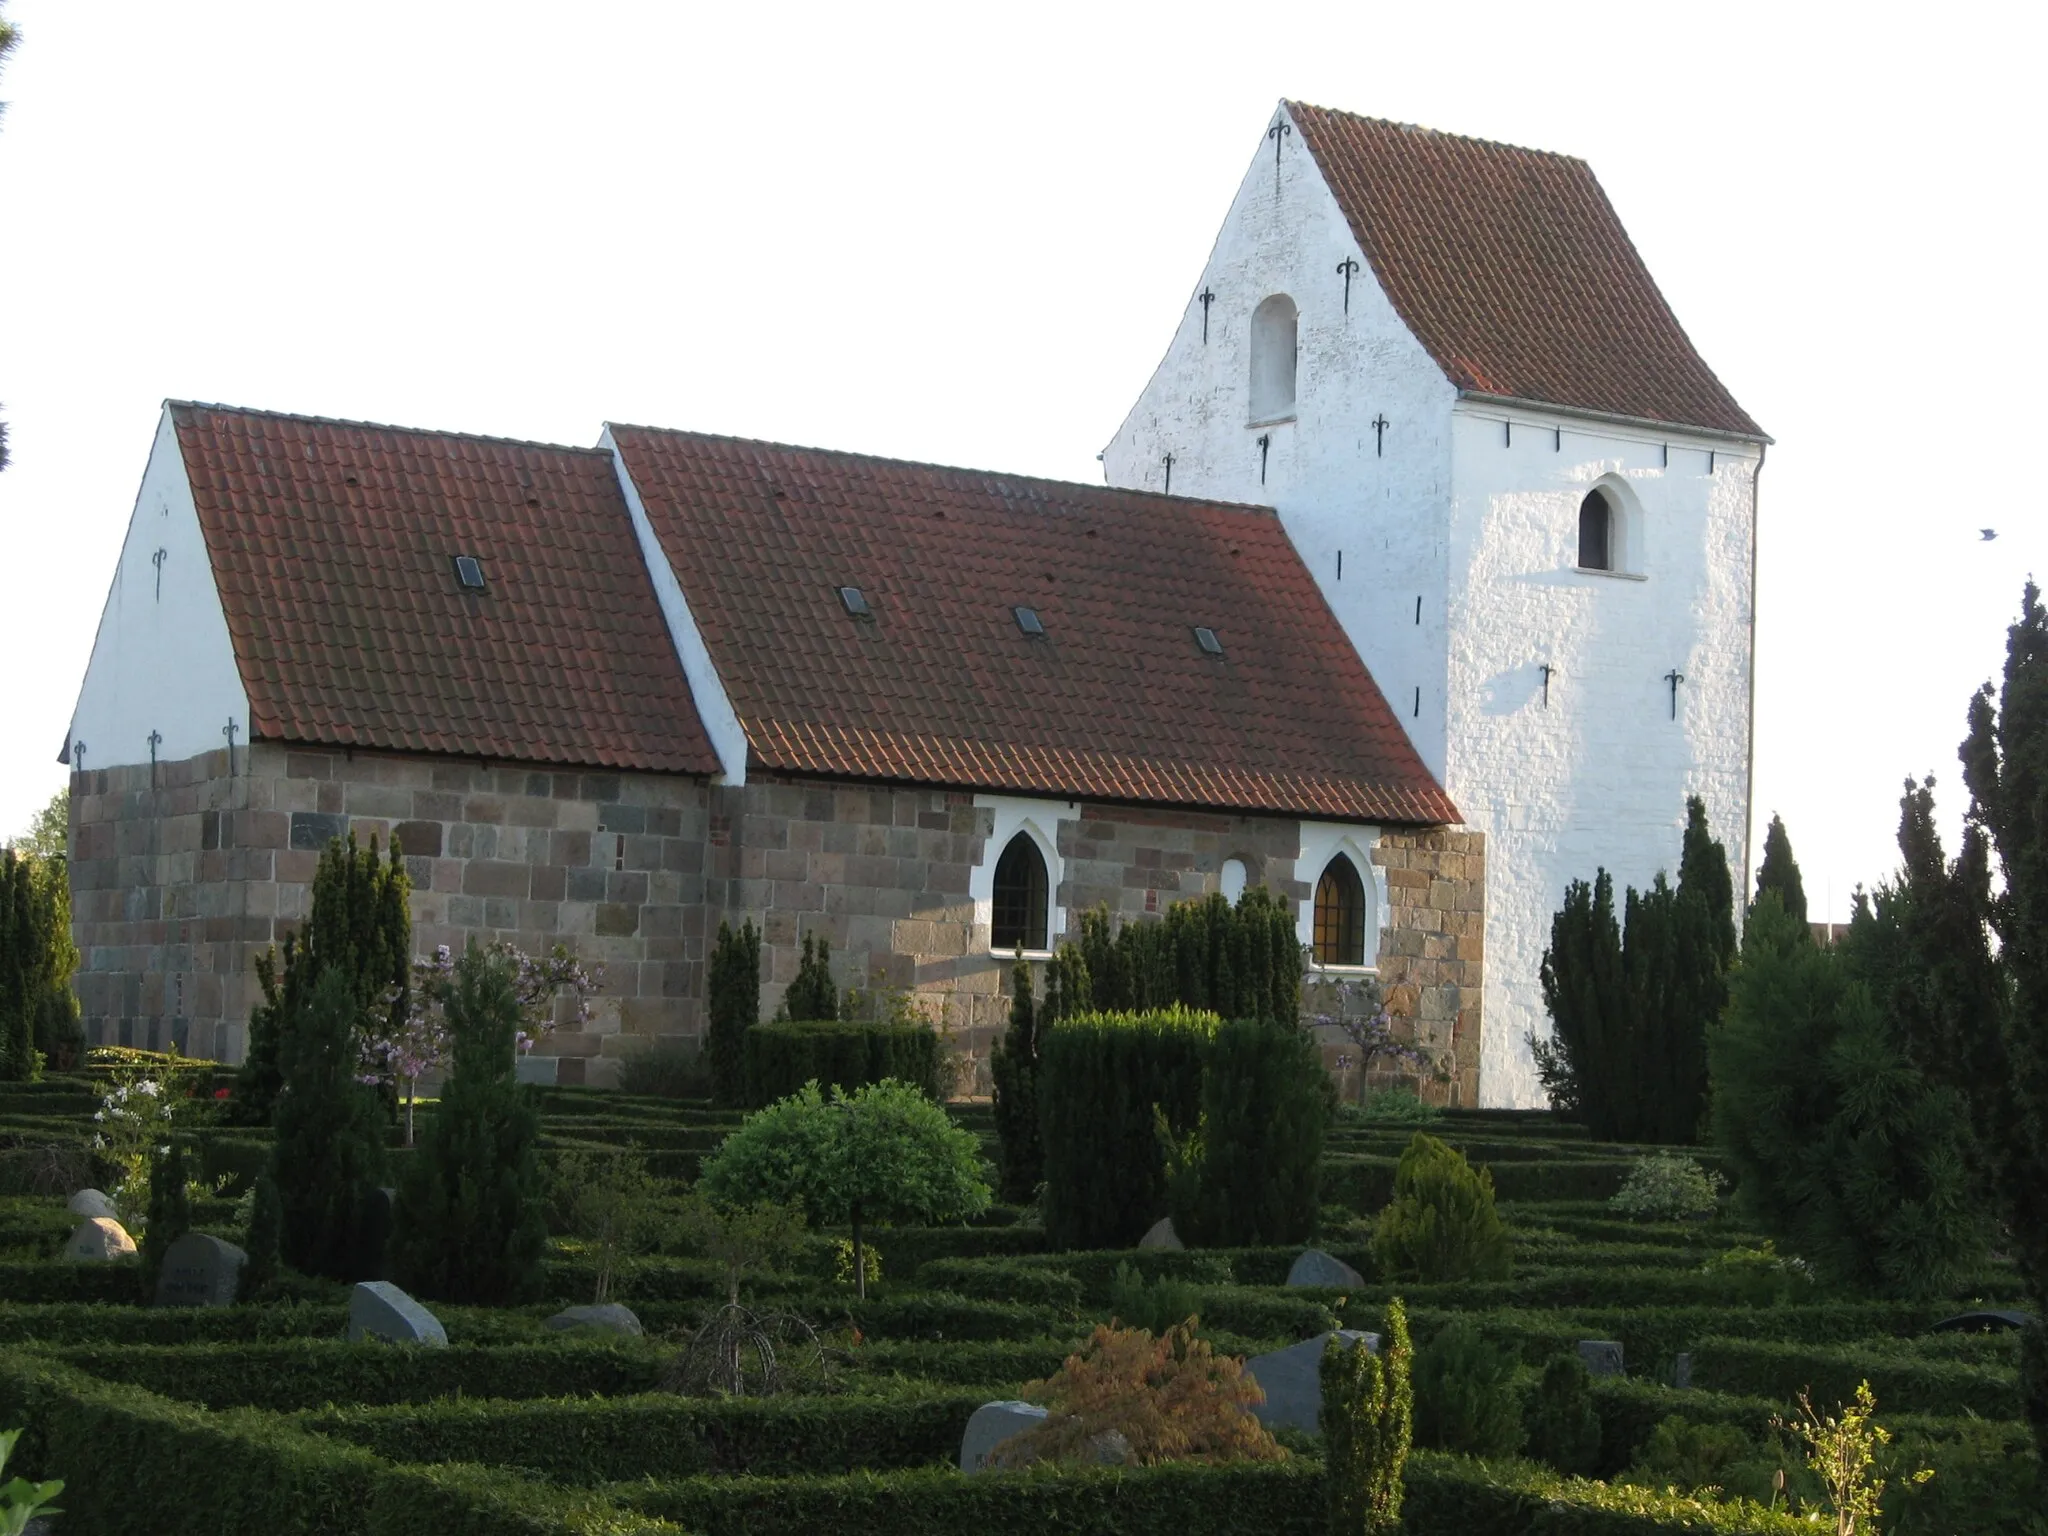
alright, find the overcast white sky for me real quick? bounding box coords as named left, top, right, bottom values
left=2, top=1, right=2042, bottom=916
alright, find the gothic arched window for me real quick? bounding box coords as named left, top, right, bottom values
left=1578, top=488, right=1614, bottom=571
left=1313, top=854, right=1367, bottom=966
left=991, top=832, right=1050, bottom=952
left=1250, top=294, right=1298, bottom=421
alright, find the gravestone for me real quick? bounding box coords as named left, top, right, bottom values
left=348, top=1280, right=448, bottom=1347
left=64, top=1217, right=136, bottom=1262
left=960, top=1400, right=1049, bottom=1472
left=548, top=1303, right=644, bottom=1337
left=1577, top=1340, right=1625, bottom=1378
left=1930, top=1309, right=2034, bottom=1333
left=1246, top=1329, right=1379, bottom=1434
left=1137, top=1217, right=1183, bottom=1250
left=1673, top=1352, right=1692, bottom=1390
left=1285, top=1248, right=1365, bottom=1289
left=155, top=1232, right=247, bottom=1307
left=66, top=1188, right=118, bottom=1220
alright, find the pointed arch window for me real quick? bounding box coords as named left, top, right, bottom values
left=1250, top=294, right=1298, bottom=421
left=1313, top=854, right=1367, bottom=966
left=991, top=832, right=1050, bottom=952
left=1578, top=489, right=1614, bottom=572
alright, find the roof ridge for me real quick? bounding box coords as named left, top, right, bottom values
left=1282, top=99, right=1588, bottom=167
left=167, top=400, right=610, bottom=459
left=606, top=421, right=1283, bottom=521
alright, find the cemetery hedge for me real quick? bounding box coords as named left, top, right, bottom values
left=741, top=1019, right=944, bottom=1106
left=0, top=1075, right=2034, bottom=1534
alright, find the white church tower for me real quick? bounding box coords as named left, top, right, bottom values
left=1103, top=101, right=1766, bottom=1107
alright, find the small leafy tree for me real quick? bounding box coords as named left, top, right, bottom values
left=88, top=1064, right=183, bottom=1222
left=234, top=833, right=410, bottom=1125
left=1609, top=1151, right=1723, bottom=1221
left=389, top=945, right=547, bottom=1304
left=237, top=1171, right=283, bottom=1302
left=675, top=1192, right=807, bottom=1305
left=1371, top=1132, right=1511, bottom=1283
left=1323, top=1298, right=1412, bottom=1534
left=1779, top=1381, right=1931, bottom=1536
left=0, top=1425, right=63, bottom=1536
left=696, top=1078, right=990, bottom=1299
left=1411, top=1317, right=1522, bottom=1457
left=271, top=967, right=387, bottom=1281
left=777, top=933, right=837, bottom=1023
left=705, top=919, right=762, bottom=1108
left=138, top=1138, right=194, bottom=1297
left=992, top=1318, right=1285, bottom=1467
left=989, top=956, right=1043, bottom=1203
left=1525, top=1353, right=1603, bottom=1476
left=549, top=1144, right=664, bottom=1304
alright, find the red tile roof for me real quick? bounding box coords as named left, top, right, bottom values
left=609, top=426, right=1458, bottom=824
left=172, top=404, right=721, bottom=776
left=1288, top=102, right=1763, bottom=441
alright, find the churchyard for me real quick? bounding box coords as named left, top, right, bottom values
left=0, top=1052, right=2035, bottom=1535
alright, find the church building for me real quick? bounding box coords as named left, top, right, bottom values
left=59, top=102, right=1763, bottom=1106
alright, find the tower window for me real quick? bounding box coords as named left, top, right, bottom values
left=1578, top=489, right=1613, bottom=572
left=1313, top=854, right=1367, bottom=966
left=991, top=832, right=1050, bottom=952
left=1249, top=294, right=1298, bottom=422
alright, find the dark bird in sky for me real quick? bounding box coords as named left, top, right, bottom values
left=1981, top=529, right=1999, bottom=541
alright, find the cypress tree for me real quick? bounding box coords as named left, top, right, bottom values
left=776, top=932, right=838, bottom=1022
left=1537, top=871, right=1627, bottom=1132
left=0, top=849, right=77, bottom=1081
left=234, top=833, right=410, bottom=1124
left=139, top=1138, right=194, bottom=1298
left=1171, top=1014, right=1326, bottom=1246
left=270, top=966, right=388, bottom=1281
left=1753, top=814, right=1809, bottom=931
left=1322, top=1298, right=1413, bottom=1534
left=705, top=919, right=761, bottom=1108
left=990, top=956, right=1043, bottom=1202
left=1929, top=581, right=2048, bottom=1455
left=389, top=944, right=547, bottom=1304
left=238, top=1171, right=284, bottom=1301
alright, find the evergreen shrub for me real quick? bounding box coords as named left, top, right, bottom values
left=271, top=968, right=388, bottom=1283
left=777, top=933, right=838, bottom=1022
left=1073, top=891, right=1302, bottom=1024
left=1608, top=1151, right=1722, bottom=1222
left=1038, top=1007, right=1218, bottom=1250
left=1322, top=1296, right=1412, bottom=1534
left=1370, top=1133, right=1511, bottom=1283
left=237, top=1172, right=283, bottom=1302
left=1410, top=1317, right=1522, bottom=1457
left=1525, top=1353, right=1603, bottom=1476
left=989, top=958, right=1043, bottom=1203
left=138, top=1138, right=194, bottom=1298
left=742, top=1020, right=943, bottom=1107
left=705, top=919, right=761, bottom=1108
left=389, top=946, right=547, bottom=1305
left=1165, top=1016, right=1327, bottom=1248
left=0, top=848, right=80, bottom=1078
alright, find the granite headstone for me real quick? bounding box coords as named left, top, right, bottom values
left=960, top=1400, right=1050, bottom=1472
left=348, top=1280, right=448, bottom=1347
left=66, top=1188, right=119, bottom=1220
left=1137, top=1217, right=1183, bottom=1250
left=1285, top=1248, right=1365, bottom=1289
left=547, top=1303, right=644, bottom=1337
left=1578, top=1340, right=1625, bottom=1378
left=65, top=1217, right=136, bottom=1262
left=155, top=1232, right=247, bottom=1307
left=1246, top=1329, right=1379, bottom=1434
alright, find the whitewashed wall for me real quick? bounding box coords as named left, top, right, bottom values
left=1101, top=102, right=1459, bottom=781
left=1103, top=104, right=1759, bottom=1105
left=65, top=406, right=250, bottom=774
left=1447, top=406, right=1757, bottom=1105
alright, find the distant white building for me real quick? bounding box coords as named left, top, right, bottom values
left=1103, top=101, right=1766, bottom=1105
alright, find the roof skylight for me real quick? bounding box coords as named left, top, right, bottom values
left=839, top=586, right=873, bottom=619
left=1193, top=626, right=1224, bottom=656
left=453, top=555, right=486, bottom=591
left=1013, top=606, right=1045, bottom=637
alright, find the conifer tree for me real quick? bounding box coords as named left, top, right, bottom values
left=1322, top=1299, right=1413, bottom=1535
left=990, top=956, right=1043, bottom=1202
left=705, top=919, right=762, bottom=1108
left=237, top=1171, right=283, bottom=1301
left=270, top=966, right=388, bottom=1281
left=0, top=849, right=78, bottom=1080
left=390, top=945, right=547, bottom=1304
left=234, top=833, right=410, bottom=1124
left=776, top=932, right=838, bottom=1022
left=1754, top=814, right=1809, bottom=931
left=139, top=1138, right=193, bottom=1298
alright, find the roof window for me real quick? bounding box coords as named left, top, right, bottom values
left=1193, top=626, right=1224, bottom=656
left=839, top=586, right=873, bottom=619
left=1013, top=606, right=1045, bottom=638
left=453, top=555, right=486, bottom=591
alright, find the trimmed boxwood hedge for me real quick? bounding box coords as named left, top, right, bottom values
left=305, top=1387, right=986, bottom=1481
left=742, top=1020, right=944, bottom=1107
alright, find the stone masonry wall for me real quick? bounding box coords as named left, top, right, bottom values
left=70, top=743, right=711, bottom=1086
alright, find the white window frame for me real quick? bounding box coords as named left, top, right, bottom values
left=1296, top=822, right=1386, bottom=974
left=1574, top=474, right=1648, bottom=581
left=971, top=794, right=1072, bottom=958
